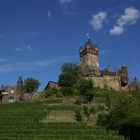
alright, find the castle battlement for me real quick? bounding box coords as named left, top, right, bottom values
left=80, top=34, right=128, bottom=91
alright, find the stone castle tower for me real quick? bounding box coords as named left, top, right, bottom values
left=79, top=34, right=129, bottom=91
left=17, top=74, right=23, bottom=101
left=80, top=34, right=99, bottom=75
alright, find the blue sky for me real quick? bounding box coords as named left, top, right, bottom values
left=0, top=0, right=140, bottom=90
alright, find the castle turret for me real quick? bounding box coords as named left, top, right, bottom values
left=80, top=34, right=99, bottom=75
left=17, top=74, right=23, bottom=101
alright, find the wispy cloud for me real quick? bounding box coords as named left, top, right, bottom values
left=48, top=10, right=51, bottom=20
left=15, top=47, right=23, bottom=52
left=89, top=11, right=107, bottom=30
left=59, top=0, right=77, bottom=15
left=59, top=0, right=72, bottom=7
left=0, top=58, right=7, bottom=63
left=0, top=35, right=5, bottom=39
left=110, top=7, right=140, bottom=35
left=26, top=45, right=33, bottom=51
left=15, top=45, right=33, bottom=52
left=0, top=56, right=78, bottom=72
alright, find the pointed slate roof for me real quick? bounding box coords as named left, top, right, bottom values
left=17, top=74, right=23, bottom=83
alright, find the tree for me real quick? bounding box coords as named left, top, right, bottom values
left=58, top=63, right=81, bottom=87
left=24, top=77, right=40, bottom=93
left=129, top=77, right=140, bottom=93
left=119, top=116, right=140, bottom=140
left=58, top=63, right=81, bottom=96
left=101, top=93, right=139, bottom=130
left=78, top=79, right=94, bottom=103
left=45, top=88, right=63, bottom=98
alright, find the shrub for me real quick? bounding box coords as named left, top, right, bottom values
left=89, top=106, right=96, bottom=115
left=75, top=110, right=82, bottom=121
left=119, top=117, right=140, bottom=140
left=97, top=112, right=109, bottom=126
left=83, top=106, right=89, bottom=116
left=60, top=87, right=74, bottom=96
left=45, top=88, right=63, bottom=98
left=75, top=97, right=82, bottom=105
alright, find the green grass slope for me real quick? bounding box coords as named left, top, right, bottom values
left=0, top=101, right=125, bottom=140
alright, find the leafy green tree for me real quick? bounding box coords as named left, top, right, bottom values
left=58, top=63, right=81, bottom=96
left=97, top=112, right=109, bottom=126
left=129, top=77, right=140, bottom=93
left=58, top=63, right=81, bottom=87
left=119, top=116, right=140, bottom=140
left=45, top=88, right=63, bottom=98
left=102, top=93, right=139, bottom=130
left=78, top=79, right=94, bottom=103
left=24, top=77, right=40, bottom=93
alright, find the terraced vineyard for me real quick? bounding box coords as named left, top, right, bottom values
left=0, top=102, right=125, bottom=140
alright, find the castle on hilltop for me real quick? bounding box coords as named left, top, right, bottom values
left=79, top=34, right=129, bottom=91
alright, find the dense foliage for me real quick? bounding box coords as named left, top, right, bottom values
left=129, top=77, right=140, bottom=93
left=58, top=63, right=94, bottom=102
left=78, top=79, right=94, bottom=103
left=24, top=77, right=40, bottom=93
left=94, top=88, right=140, bottom=140
left=46, top=63, right=140, bottom=139
left=58, top=63, right=81, bottom=87
left=45, top=88, right=63, bottom=98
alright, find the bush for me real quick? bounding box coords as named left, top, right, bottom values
left=98, top=103, right=107, bottom=111
left=45, top=88, right=63, bottom=98
left=89, top=106, right=96, bottom=115
left=97, top=112, right=109, bottom=126
left=75, top=97, right=82, bottom=105
left=118, top=117, right=140, bottom=140
left=83, top=106, right=89, bottom=117
left=83, top=105, right=96, bottom=120
left=75, top=110, right=82, bottom=121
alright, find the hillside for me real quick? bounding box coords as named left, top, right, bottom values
left=0, top=101, right=125, bottom=140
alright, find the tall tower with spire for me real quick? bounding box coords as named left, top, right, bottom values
left=79, top=33, right=99, bottom=75
left=17, top=74, right=23, bottom=101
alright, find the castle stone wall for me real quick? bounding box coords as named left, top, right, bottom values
left=80, top=35, right=129, bottom=92
left=85, top=76, right=129, bottom=91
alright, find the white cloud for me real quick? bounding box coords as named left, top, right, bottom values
left=26, top=45, right=33, bottom=51
left=110, top=7, right=140, bottom=35
left=110, top=26, right=124, bottom=35
left=117, top=7, right=140, bottom=26
left=15, top=47, right=23, bottom=52
left=89, top=11, right=107, bottom=30
left=48, top=10, right=51, bottom=20
left=59, top=0, right=72, bottom=5
left=15, top=45, right=33, bottom=52
left=59, top=0, right=77, bottom=16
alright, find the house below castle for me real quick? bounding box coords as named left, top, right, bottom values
left=0, top=75, right=33, bottom=103
left=79, top=34, right=129, bottom=91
